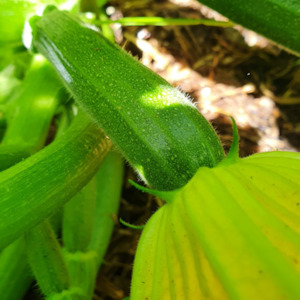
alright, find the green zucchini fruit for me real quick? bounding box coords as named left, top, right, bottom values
left=197, top=0, right=300, bottom=55
left=0, top=111, right=111, bottom=251
left=31, top=8, right=224, bottom=191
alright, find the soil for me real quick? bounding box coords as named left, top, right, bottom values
left=24, top=0, right=300, bottom=299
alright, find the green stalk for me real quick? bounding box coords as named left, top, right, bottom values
left=53, top=103, right=74, bottom=140
left=1, top=61, right=89, bottom=299
left=0, top=56, right=66, bottom=300
left=62, top=178, right=98, bottom=299
left=25, top=221, right=72, bottom=298
left=0, top=145, right=31, bottom=171
left=0, top=129, right=4, bottom=143
left=0, top=55, right=62, bottom=170
left=0, top=111, right=111, bottom=251
left=95, top=16, right=234, bottom=27
left=88, top=151, right=123, bottom=262
left=25, top=220, right=87, bottom=300
left=63, top=179, right=97, bottom=253
left=0, top=65, right=20, bottom=103
left=2, top=55, right=62, bottom=152
left=48, top=104, right=74, bottom=233
left=0, top=240, right=32, bottom=300
left=62, top=151, right=124, bottom=298
left=0, top=0, right=35, bottom=70
left=31, top=8, right=224, bottom=191
left=98, top=7, right=115, bottom=43
left=0, top=110, right=104, bottom=298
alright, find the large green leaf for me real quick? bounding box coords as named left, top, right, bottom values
left=131, top=151, right=300, bottom=299
left=198, top=0, right=300, bottom=55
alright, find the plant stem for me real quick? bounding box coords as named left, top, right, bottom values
left=95, top=16, right=234, bottom=27
left=98, top=8, right=115, bottom=42
left=0, top=240, right=32, bottom=300
left=88, top=151, right=123, bottom=262
left=63, top=179, right=97, bottom=253
left=62, top=151, right=124, bottom=298
left=0, top=145, right=31, bottom=171
left=0, top=111, right=111, bottom=251
left=25, top=221, right=71, bottom=297
left=0, top=55, right=65, bottom=300
left=2, top=55, right=62, bottom=152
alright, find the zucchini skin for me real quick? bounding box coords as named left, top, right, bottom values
left=32, top=9, right=224, bottom=191
left=197, top=0, right=300, bottom=55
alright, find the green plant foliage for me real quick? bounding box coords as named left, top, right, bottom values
left=197, top=0, right=300, bottom=55
left=131, top=151, right=300, bottom=299
left=25, top=221, right=72, bottom=298
left=0, top=239, right=32, bottom=300
left=2, top=56, right=62, bottom=152
left=95, top=16, right=234, bottom=27
left=62, top=151, right=124, bottom=299
left=0, top=1, right=299, bottom=299
left=0, top=0, right=34, bottom=70
left=0, top=55, right=67, bottom=300
left=0, top=0, right=77, bottom=71
left=0, top=112, right=111, bottom=250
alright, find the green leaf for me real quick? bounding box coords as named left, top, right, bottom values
left=197, top=0, right=300, bottom=54
left=131, top=151, right=300, bottom=299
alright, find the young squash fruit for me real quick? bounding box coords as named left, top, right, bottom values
left=30, top=7, right=224, bottom=191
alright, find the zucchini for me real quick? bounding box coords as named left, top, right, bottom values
left=197, top=0, right=300, bottom=55
left=31, top=8, right=224, bottom=191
